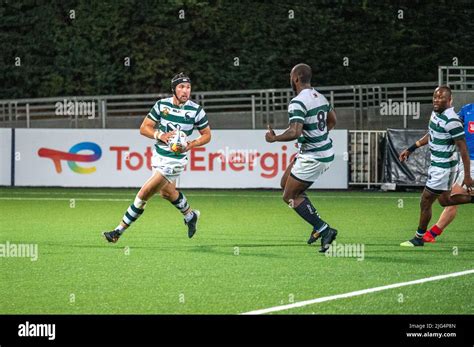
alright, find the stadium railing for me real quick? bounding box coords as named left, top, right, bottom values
left=349, top=67, right=474, bottom=188
left=438, top=66, right=474, bottom=90
left=349, top=130, right=386, bottom=188
left=3, top=73, right=472, bottom=189
left=0, top=82, right=438, bottom=131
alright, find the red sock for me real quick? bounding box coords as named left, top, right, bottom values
left=430, top=225, right=443, bottom=236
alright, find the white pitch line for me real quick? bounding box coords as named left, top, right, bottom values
left=0, top=191, right=135, bottom=196
left=0, top=193, right=420, bottom=200
left=242, top=269, right=474, bottom=315
left=0, top=197, right=130, bottom=202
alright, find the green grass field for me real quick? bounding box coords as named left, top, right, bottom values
left=0, top=188, right=472, bottom=314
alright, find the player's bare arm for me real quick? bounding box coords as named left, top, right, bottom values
left=139, top=117, right=175, bottom=143
left=183, top=126, right=211, bottom=152
left=455, top=138, right=473, bottom=191
left=265, top=122, right=303, bottom=143
left=399, top=132, right=429, bottom=162
left=327, top=110, right=337, bottom=131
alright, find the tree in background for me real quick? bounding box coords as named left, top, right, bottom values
left=0, top=0, right=472, bottom=98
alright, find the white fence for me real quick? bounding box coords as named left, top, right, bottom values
left=349, top=130, right=387, bottom=188
left=438, top=66, right=474, bottom=89
left=0, top=82, right=437, bottom=130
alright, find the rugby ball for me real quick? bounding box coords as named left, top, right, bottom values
left=169, top=128, right=188, bottom=153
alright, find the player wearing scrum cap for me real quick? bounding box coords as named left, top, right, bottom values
left=103, top=73, right=211, bottom=243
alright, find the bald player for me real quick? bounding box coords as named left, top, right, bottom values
left=399, top=86, right=474, bottom=247
left=423, top=103, right=474, bottom=242
left=265, top=63, right=338, bottom=253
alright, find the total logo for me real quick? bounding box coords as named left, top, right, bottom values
left=38, top=142, right=102, bottom=174
left=37, top=142, right=297, bottom=179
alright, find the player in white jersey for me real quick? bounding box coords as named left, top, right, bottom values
left=103, top=73, right=211, bottom=243
left=399, top=86, right=473, bottom=247
left=423, top=103, right=474, bottom=242
left=265, top=63, right=338, bottom=253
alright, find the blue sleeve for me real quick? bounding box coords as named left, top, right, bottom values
left=458, top=106, right=465, bottom=122
left=458, top=104, right=474, bottom=122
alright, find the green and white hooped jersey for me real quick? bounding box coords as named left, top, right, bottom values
left=288, top=88, right=334, bottom=162
left=147, top=97, right=209, bottom=159
left=428, top=107, right=465, bottom=169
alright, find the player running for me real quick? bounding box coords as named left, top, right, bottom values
left=422, top=103, right=474, bottom=242
left=399, top=87, right=473, bottom=247
left=265, top=63, right=338, bottom=253
left=103, top=73, right=211, bottom=243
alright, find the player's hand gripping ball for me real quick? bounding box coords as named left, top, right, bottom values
left=169, top=130, right=188, bottom=153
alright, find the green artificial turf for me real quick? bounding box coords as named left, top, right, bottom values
left=0, top=188, right=472, bottom=314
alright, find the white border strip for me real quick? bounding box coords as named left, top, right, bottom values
left=242, top=269, right=474, bottom=315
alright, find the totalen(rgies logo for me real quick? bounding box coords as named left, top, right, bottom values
left=38, top=142, right=102, bottom=174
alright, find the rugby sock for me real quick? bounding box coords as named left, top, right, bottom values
left=428, top=224, right=443, bottom=238
left=116, top=196, right=147, bottom=233
left=184, top=210, right=194, bottom=223
left=294, top=197, right=328, bottom=232
left=471, top=196, right=474, bottom=203
left=415, top=228, right=425, bottom=239
left=172, top=192, right=194, bottom=222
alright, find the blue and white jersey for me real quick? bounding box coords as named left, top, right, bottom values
left=458, top=103, right=474, bottom=160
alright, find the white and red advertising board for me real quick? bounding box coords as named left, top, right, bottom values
left=12, top=129, right=348, bottom=188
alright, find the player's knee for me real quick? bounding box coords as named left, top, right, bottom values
left=438, top=200, right=447, bottom=207
left=436, top=194, right=450, bottom=207
left=282, top=192, right=291, bottom=204
left=280, top=174, right=288, bottom=190
left=138, top=187, right=154, bottom=201
left=282, top=191, right=296, bottom=205
left=159, top=190, right=173, bottom=201
left=438, top=197, right=450, bottom=207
